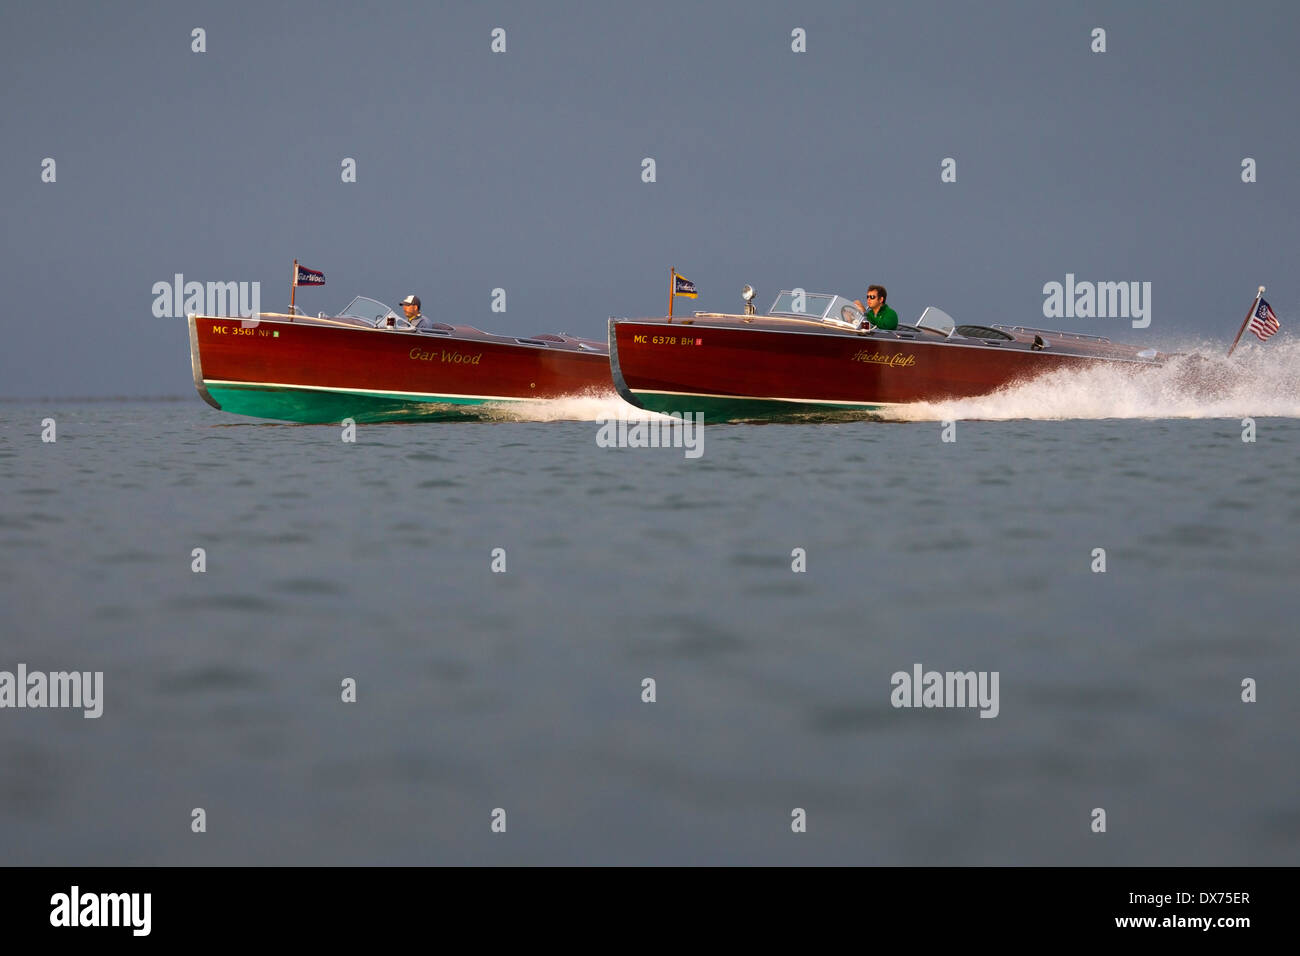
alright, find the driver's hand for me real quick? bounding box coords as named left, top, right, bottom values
left=853, top=300, right=865, bottom=312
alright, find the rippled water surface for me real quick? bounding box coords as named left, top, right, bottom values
left=1, top=400, right=1298, bottom=864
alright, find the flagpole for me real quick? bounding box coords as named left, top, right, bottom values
left=290, top=258, right=299, bottom=319
left=668, top=267, right=675, bottom=320
left=1227, top=285, right=1265, bottom=357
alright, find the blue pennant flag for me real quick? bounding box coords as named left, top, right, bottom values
left=295, top=264, right=325, bottom=286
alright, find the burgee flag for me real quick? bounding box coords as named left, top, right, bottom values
left=295, top=264, right=326, bottom=286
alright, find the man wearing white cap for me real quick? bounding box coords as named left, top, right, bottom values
left=398, top=294, right=432, bottom=331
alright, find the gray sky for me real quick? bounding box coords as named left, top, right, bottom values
left=2, top=0, right=1297, bottom=396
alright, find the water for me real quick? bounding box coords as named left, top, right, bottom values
left=3, top=349, right=1299, bottom=864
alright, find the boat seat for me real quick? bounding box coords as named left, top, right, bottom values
left=954, top=324, right=1014, bottom=341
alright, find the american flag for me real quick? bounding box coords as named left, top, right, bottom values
left=1248, top=298, right=1280, bottom=341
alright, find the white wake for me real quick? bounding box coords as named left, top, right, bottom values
left=889, top=337, right=1300, bottom=421
left=480, top=388, right=661, bottom=422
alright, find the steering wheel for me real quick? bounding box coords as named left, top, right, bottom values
left=374, top=313, right=408, bottom=329
left=841, top=304, right=871, bottom=330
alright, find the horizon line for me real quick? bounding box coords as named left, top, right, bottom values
left=0, top=395, right=192, bottom=404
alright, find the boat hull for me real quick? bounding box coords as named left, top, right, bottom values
left=189, top=315, right=611, bottom=423
left=201, top=383, right=513, bottom=423
left=609, top=317, right=1153, bottom=419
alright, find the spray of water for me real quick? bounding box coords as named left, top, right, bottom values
left=888, top=338, right=1300, bottom=421
left=480, top=388, right=664, bottom=422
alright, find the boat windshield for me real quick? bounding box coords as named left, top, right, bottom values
left=768, top=291, right=865, bottom=328
left=915, top=307, right=956, bottom=336
left=338, top=296, right=400, bottom=324
left=769, top=291, right=836, bottom=319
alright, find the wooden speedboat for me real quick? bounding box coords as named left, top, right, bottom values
left=609, top=288, right=1171, bottom=419
left=188, top=297, right=609, bottom=423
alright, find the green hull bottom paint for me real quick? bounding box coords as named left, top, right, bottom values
left=204, top=385, right=515, bottom=423
left=628, top=391, right=884, bottom=422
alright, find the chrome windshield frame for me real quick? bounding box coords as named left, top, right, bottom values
left=767, top=290, right=837, bottom=320
left=338, top=296, right=400, bottom=324
left=767, top=290, right=866, bottom=329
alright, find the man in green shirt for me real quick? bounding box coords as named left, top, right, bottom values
left=854, top=285, right=899, bottom=330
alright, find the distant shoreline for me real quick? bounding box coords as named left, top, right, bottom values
left=0, top=395, right=191, bottom=403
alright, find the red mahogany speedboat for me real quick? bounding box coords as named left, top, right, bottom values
left=188, top=297, right=610, bottom=423
left=609, top=288, right=1171, bottom=419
